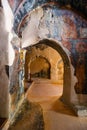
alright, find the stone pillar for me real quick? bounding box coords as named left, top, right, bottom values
left=61, top=66, right=71, bottom=104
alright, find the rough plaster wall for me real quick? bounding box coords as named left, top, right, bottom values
left=22, top=5, right=87, bottom=104
left=30, top=57, right=49, bottom=74
left=8, top=0, right=87, bottom=34
left=22, top=7, right=48, bottom=47
left=0, top=0, right=18, bottom=117
left=22, top=6, right=79, bottom=46
left=2, top=0, right=15, bottom=66
left=0, top=8, right=9, bottom=118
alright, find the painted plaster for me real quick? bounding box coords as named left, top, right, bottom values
left=7, top=0, right=87, bottom=34
left=4, top=3, right=87, bottom=112
left=20, top=5, right=87, bottom=107
left=5, top=0, right=87, bottom=116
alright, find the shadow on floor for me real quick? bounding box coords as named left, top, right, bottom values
left=50, top=98, right=76, bottom=117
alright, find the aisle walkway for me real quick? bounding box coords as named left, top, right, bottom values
left=27, top=79, right=87, bottom=130
left=2, top=79, right=87, bottom=130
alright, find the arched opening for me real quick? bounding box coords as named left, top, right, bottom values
left=24, top=39, right=71, bottom=104
left=29, top=56, right=51, bottom=79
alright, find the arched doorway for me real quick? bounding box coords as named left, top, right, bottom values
left=24, top=39, right=71, bottom=104
left=29, top=56, right=51, bottom=79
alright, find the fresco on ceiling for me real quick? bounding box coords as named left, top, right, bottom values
left=7, top=1, right=87, bottom=96
left=7, top=0, right=87, bottom=34
left=43, top=5, right=87, bottom=38
left=71, top=0, right=87, bottom=16
left=41, top=6, right=87, bottom=37
left=20, top=5, right=87, bottom=94
left=42, top=6, right=87, bottom=94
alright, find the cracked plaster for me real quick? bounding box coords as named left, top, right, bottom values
left=21, top=5, right=87, bottom=108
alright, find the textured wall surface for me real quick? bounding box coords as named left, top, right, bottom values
left=8, top=99, right=44, bottom=130
left=25, top=45, right=63, bottom=83
left=7, top=0, right=87, bottom=34
left=6, top=0, right=87, bottom=110
left=20, top=4, right=87, bottom=105
left=0, top=7, right=9, bottom=118
left=68, top=39, right=87, bottom=94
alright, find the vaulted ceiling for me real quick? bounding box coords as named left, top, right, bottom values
left=7, top=0, right=87, bottom=35
left=8, top=0, right=87, bottom=15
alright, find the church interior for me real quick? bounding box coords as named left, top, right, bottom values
left=0, top=0, right=87, bottom=130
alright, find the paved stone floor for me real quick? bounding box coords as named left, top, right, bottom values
left=27, top=79, right=87, bottom=130
left=3, top=79, right=87, bottom=130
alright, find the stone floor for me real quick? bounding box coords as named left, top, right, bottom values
left=2, top=78, right=87, bottom=130
left=27, top=79, right=87, bottom=130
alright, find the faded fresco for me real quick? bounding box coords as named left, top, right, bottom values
left=7, top=0, right=87, bottom=34
left=7, top=0, right=87, bottom=100
left=21, top=5, right=87, bottom=94
left=9, top=45, right=24, bottom=116
left=41, top=6, right=87, bottom=94
left=72, top=40, right=87, bottom=94
left=63, top=40, right=87, bottom=94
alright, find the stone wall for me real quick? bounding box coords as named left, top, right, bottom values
left=7, top=0, right=87, bottom=34
left=21, top=4, right=87, bottom=105
left=6, top=0, right=87, bottom=115
left=25, top=45, right=63, bottom=83
left=0, top=7, right=9, bottom=118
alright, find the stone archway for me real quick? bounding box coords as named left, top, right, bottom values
left=25, top=53, right=51, bottom=80
left=36, top=39, right=71, bottom=104
left=29, top=56, right=51, bottom=79
left=23, top=38, right=71, bottom=104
